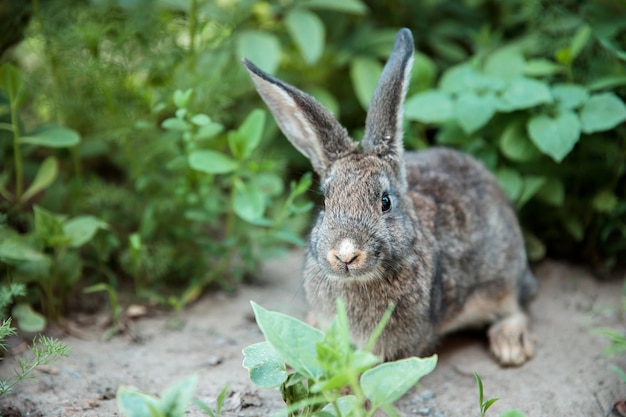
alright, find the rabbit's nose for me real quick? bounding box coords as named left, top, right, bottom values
left=327, top=239, right=366, bottom=271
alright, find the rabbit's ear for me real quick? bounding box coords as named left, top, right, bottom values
left=362, top=28, right=414, bottom=164
left=242, top=59, right=356, bottom=177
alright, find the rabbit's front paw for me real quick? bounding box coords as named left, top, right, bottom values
left=488, top=312, right=534, bottom=366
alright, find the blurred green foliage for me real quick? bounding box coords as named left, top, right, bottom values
left=0, top=0, right=625, bottom=327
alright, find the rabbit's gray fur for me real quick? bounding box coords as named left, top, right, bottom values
left=243, top=28, right=536, bottom=366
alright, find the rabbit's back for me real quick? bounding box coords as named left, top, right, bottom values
left=404, top=147, right=536, bottom=332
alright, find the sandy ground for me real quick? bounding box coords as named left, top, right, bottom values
left=1, top=250, right=625, bottom=417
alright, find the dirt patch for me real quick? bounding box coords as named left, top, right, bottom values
left=1, top=251, right=625, bottom=416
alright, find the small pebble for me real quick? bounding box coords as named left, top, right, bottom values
left=419, top=390, right=435, bottom=400
left=207, top=355, right=224, bottom=366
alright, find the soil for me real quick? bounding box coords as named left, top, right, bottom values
left=1, top=250, right=625, bottom=417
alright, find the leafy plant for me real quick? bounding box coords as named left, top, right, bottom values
left=474, top=373, right=526, bottom=417
left=194, top=383, right=230, bottom=417
left=117, top=374, right=198, bottom=417
left=0, top=324, right=70, bottom=397
left=243, top=299, right=437, bottom=417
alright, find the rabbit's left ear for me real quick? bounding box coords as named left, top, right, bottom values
left=362, top=28, right=414, bottom=163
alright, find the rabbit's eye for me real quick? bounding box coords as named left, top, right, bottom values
left=381, top=192, right=392, bottom=213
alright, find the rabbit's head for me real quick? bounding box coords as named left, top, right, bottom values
left=243, top=29, right=416, bottom=281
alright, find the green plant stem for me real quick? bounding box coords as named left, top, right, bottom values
left=188, top=0, right=198, bottom=68
left=10, top=98, right=23, bottom=203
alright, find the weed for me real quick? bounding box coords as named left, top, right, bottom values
left=243, top=299, right=437, bottom=416
left=474, top=373, right=526, bottom=417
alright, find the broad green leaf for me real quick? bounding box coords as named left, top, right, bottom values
left=188, top=150, right=238, bottom=174
left=22, top=156, right=58, bottom=202
left=173, top=89, right=192, bottom=109
left=551, top=84, right=589, bottom=110
left=588, top=75, right=626, bottom=91
left=361, top=355, right=437, bottom=408
left=161, top=117, right=189, bottom=132
left=229, top=109, right=265, bottom=160
left=233, top=178, right=265, bottom=223
left=33, top=205, right=65, bottom=245
left=0, top=63, right=23, bottom=105
left=0, top=236, right=48, bottom=263
left=439, top=64, right=490, bottom=94
left=435, top=122, right=473, bottom=146
left=523, top=59, right=564, bottom=77
left=20, top=125, right=81, bottom=148
left=285, top=8, right=325, bottom=65
left=405, top=90, right=453, bottom=123
left=11, top=303, right=46, bottom=333
left=410, top=52, right=437, bottom=92
left=242, top=342, right=288, bottom=388
left=592, top=190, right=617, bottom=213
left=499, top=122, right=541, bottom=162
left=304, top=0, right=366, bottom=14
left=454, top=91, right=496, bottom=134
left=496, top=168, right=523, bottom=201
left=117, top=386, right=163, bottom=417
left=63, top=215, right=108, bottom=248
left=350, top=57, right=382, bottom=110
left=536, top=177, right=565, bottom=206
left=196, top=122, right=224, bottom=140
left=570, top=25, right=592, bottom=59
left=190, top=114, right=211, bottom=126
left=320, top=395, right=359, bottom=416
left=579, top=92, right=626, bottom=134
left=497, top=77, right=552, bottom=111
left=237, top=31, right=281, bottom=74
left=158, top=375, right=198, bottom=417
left=484, top=46, right=525, bottom=79
left=527, top=110, right=581, bottom=162
left=251, top=302, right=325, bottom=380
left=517, top=176, right=546, bottom=208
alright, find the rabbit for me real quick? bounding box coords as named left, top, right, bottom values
left=242, top=28, right=537, bottom=366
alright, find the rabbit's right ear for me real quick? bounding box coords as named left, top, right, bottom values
left=242, top=59, right=356, bottom=178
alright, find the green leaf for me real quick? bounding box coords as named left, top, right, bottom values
left=251, top=302, right=325, bottom=380
left=500, top=410, right=526, bottom=417
left=303, top=0, right=367, bottom=14
left=405, top=90, right=453, bottom=123
left=361, top=355, right=437, bottom=408
left=33, top=205, right=65, bottom=244
left=496, top=168, right=523, bottom=201
left=484, top=46, right=525, bottom=79
left=517, top=176, right=547, bottom=208
left=237, top=31, right=281, bottom=74
left=11, top=303, right=46, bottom=333
left=527, top=110, right=581, bottom=162
left=0, top=236, right=48, bottom=263
left=497, top=77, right=552, bottom=111
left=499, top=122, right=541, bottom=162
left=440, top=64, right=492, bottom=94
left=592, top=190, right=617, bottom=213
left=410, top=52, right=437, bottom=91
left=562, top=215, right=584, bottom=242
left=242, top=342, right=288, bottom=388
left=320, top=395, right=359, bottom=416
left=117, top=386, right=163, bottom=417
left=523, top=59, right=564, bottom=77
left=285, top=8, right=325, bottom=65
left=570, top=25, right=592, bottom=59
left=188, top=150, right=238, bottom=174
left=454, top=91, right=496, bottom=134
left=158, top=375, right=198, bottom=417
left=196, top=122, right=224, bottom=140
left=0, top=63, right=23, bottom=105
left=233, top=178, right=265, bottom=223
left=63, top=215, right=108, bottom=248
left=536, top=177, right=565, bottom=206
left=350, top=57, right=383, bottom=110
left=161, top=117, right=189, bottom=132
left=229, top=109, right=265, bottom=160
left=20, top=125, right=81, bottom=148
left=579, top=92, right=626, bottom=134
left=173, top=89, right=192, bottom=109
left=22, top=156, right=59, bottom=203
left=524, top=231, right=546, bottom=261
left=190, top=114, right=211, bottom=126
left=551, top=84, right=589, bottom=110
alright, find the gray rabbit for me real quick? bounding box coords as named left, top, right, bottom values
left=242, top=28, right=537, bottom=366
